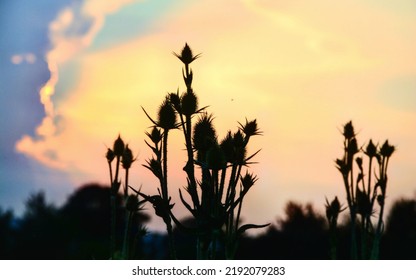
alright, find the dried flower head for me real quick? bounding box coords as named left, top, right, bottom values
left=173, top=43, right=201, bottom=65
left=193, top=113, right=217, bottom=152
left=325, top=196, right=342, bottom=222
left=113, top=135, right=125, bottom=157
left=106, top=148, right=115, bottom=163
left=240, top=171, right=258, bottom=192
left=143, top=158, right=163, bottom=180
left=181, top=89, right=198, bottom=116
left=121, top=145, right=134, bottom=169
left=365, top=139, right=377, bottom=158
left=157, top=98, right=177, bottom=130
left=343, top=121, right=356, bottom=140
left=145, top=127, right=163, bottom=145
left=379, top=140, right=395, bottom=158
left=238, top=118, right=262, bottom=138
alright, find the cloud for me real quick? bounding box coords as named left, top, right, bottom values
left=15, top=0, right=141, bottom=170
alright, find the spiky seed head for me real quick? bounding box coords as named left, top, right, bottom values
left=239, top=118, right=262, bottom=137
left=144, top=158, right=162, bottom=179
left=325, top=196, right=341, bottom=222
left=113, top=135, right=125, bottom=157
left=364, top=139, right=377, bottom=158
left=343, top=121, right=355, bottom=140
left=193, top=113, right=216, bottom=152
left=157, top=98, right=177, bottom=130
left=146, top=127, right=162, bottom=144
left=379, top=140, right=395, bottom=158
left=106, top=148, right=115, bottom=163
left=240, top=172, right=258, bottom=192
left=121, top=145, right=134, bottom=169
left=173, top=43, right=201, bottom=65
left=181, top=89, right=198, bottom=116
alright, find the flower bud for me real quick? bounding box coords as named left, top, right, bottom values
left=106, top=148, right=115, bottom=163
left=325, top=196, right=341, bottom=223
left=240, top=172, right=258, bottom=192
left=122, top=145, right=134, bottom=169
left=238, top=118, right=262, bottom=137
left=379, top=140, right=395, bottom=158
left=193, top=113, right=216, bottom=152
left=173, top=43, right=201, bottom=65
left=158, top=98, right=177, bottom=130
left=144, top=158, right=163, bottom=179
left=343, top=121, right=355, bottom=140
left=113, top=135, right=125, bottom=157
left=365, top=139, right=377, bottom=158
left=181, top=89, right=198, bottom=116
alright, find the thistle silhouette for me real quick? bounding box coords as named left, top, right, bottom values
left=330, top=121, right=395, bottom=259
left=138, top=43, right=268, bottom=259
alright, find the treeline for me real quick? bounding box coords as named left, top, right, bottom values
left=1, top=183, right=415, bottom=259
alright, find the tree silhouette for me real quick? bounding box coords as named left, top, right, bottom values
left=237, top=201, right=328, bottom=259
left=381, top=198, right=416, bottom=259
left=14, top=191, right=62, bottom=259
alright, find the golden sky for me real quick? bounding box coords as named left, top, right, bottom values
left=13, top=0, right=416, bottom=230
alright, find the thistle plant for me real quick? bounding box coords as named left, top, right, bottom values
left=139, top=43, right=268, bottom=259
left=106, top=136, right=146, bottom=259
left=331, top=121, right=395, bottom=259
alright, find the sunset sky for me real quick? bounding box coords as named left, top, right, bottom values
left=1, top=0, right=415, bottom=231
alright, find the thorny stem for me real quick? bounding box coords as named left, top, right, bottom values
left=162, top=130, right=169, bottom=200
left=161, top=129, right=177, bottom=259
left=124, top=169, right=129, bottom=198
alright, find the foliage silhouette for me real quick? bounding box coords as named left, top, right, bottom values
left=237, top=201, right=329, bottom=259
left=381, top=198, right=416, bottom=259
left=2, top=191, right=416, bottom=259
